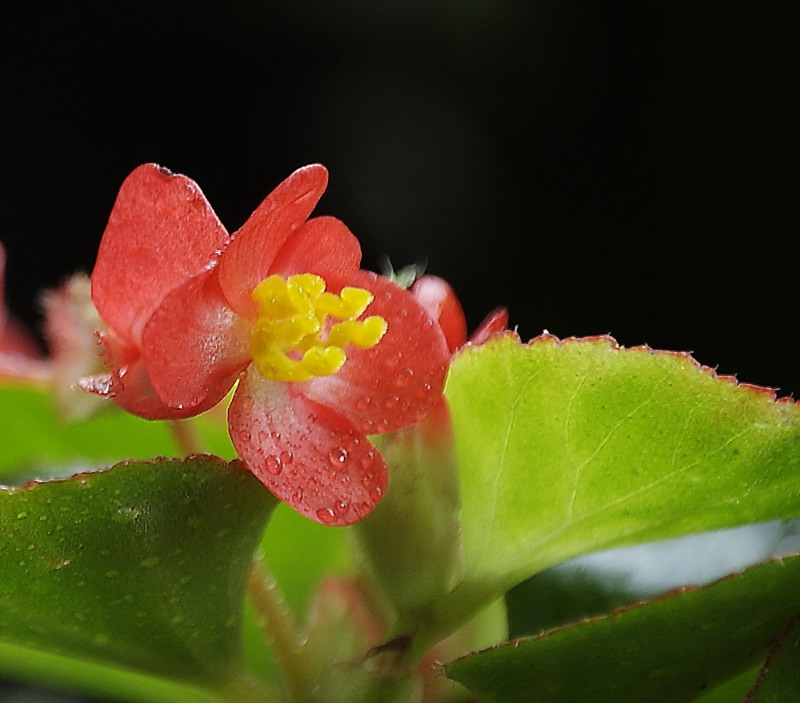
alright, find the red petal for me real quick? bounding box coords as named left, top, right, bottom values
left=229, top=366, right=387, bottom=526
left=300, top=271, right=449, bottom=435
left=217, top=164, right=329, bottom=319
left=410, top=275, right=468, bottom=353
left=270, top=216, right=362, bottom=293
left=91, top=164, right=229, bottom=344
left=86, top=331, right=215, bottom=419
left=469, top=307, right=510, bottom=346
left=142, top=267, right=250, bottom=410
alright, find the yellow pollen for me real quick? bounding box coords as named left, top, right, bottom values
left=250, top=274, right=387, bottom=382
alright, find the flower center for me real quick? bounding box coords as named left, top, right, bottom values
left=249, top=274, right=387, bottom=382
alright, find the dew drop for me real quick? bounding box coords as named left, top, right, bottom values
left=361, top=451, right=376, bottom=469
left=238, top=430, right=251, bottom=442
left=340, top=474, right=351, bottom=485
left=328, top=447, right=348, bottom=466
left=369, top=486, right=383, bottom=502
left=316, top=507, right=337, bottom=523
left=384, top=395, right=399, bottom=410
left=356, top=397, right=371, bottom=411
left=361, top=472, right=374, bottom=487
left=394, top=367, right=415, bottom=387
left=292, top=487, right=304, bottom=503
left=265, top=455, right=283, bottom=475
left=337, top=500, right=350, bottom=515
left=280, top=450, right=294, bottom=465
left=416, top=383, right=432, bottom=399
left=374, top=420, right=390, bottom=433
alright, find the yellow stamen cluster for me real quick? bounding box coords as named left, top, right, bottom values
left=250, top=274, right=387, bottom=382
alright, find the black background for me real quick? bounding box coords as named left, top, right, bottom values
left=0, top=3, right=798, bottom=698
left=3, top=2, right=798, bottom=396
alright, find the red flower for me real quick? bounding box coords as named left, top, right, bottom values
left=0, top=243, right=49, bottom=383
left=410, top=274, right=509, bottom=353
left=87, top=164, right=450, bottom=525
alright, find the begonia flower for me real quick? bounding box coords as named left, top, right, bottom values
left=410, top=274, right=509, bottom=353
left=42, top=273, right=108, bottom=420
left=85, top=163, right=450, bottom=525
left=0, top=243, right=49, bottom=384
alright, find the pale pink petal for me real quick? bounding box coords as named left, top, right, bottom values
left=270, top=216, right=362, bottom=293
left=229, top=366, right=387, bottom=526
left=217, top=164, right=329, bottom=319
left=142, top=267, right=251, bottom=410
left=410, top=275, right=468, bottom=353
left=91, top=164, right=230, bottom=344
left=300, top=271, right=449, bottom=435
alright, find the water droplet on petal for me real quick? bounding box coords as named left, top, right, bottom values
left=384, top=395, right=399, bottom=410
left=337, top=500, right=350, bottom=515
left=280, top=450, right=294, bottom=465
left=316, top=507, right=337, bottom=523
left=328, top=447, right=348, bottom=466
left=238, top=430, right=251, bottom=442
left=292, top=487, right=304, bottom=503
left=394, top=368, right=414, bottom=387
left=356, top=397, right=371, bottom=411
left=265, top=455, right=283, bottom=475
left=369, top=486, right=383, bottom=502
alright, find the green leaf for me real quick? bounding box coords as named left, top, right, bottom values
left=434, top=335, right=800, bottom=636
left=746, top=615, right=800, bottom=701
left=0, top=640, right=222, bottom=703
left=0, top=456, right=276, bottom=694
left=0, top=385, right=178, bottom=480
left=446, top=553, right=800, bottom=702
left=0, top=385, right=237, bottom=483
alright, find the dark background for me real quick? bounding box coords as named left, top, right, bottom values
left=3, top=2, right=799, bottom=396
left=0, top=3, right=798, bottom=698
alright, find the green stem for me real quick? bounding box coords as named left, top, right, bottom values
left=248, top=555, right=311, bottom=701
left=168, top=418, right=207, bottom=456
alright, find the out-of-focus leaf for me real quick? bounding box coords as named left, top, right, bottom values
left=0, top=640, right=221, bottom=703
left=745, top=615, right=800, bottom=701
left=0, top=386, right=177, bottom=480
left=0, top=385, right=235, bottom=483
left=433, top=335, right=800, bottom=637
left=0, top=456, right=276, bottom=696
left=446, top=554, right=800, bottom=703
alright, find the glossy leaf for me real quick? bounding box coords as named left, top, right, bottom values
left=447, top=554, right=800, bottom=702
left=433, top=335, right=800, bottom=635
left=746, top=615, right=800, bottom=701
left=0, top=456, right=276, bottom=692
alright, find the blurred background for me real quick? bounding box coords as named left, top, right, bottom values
left=1, top=1, right=798, bottom=699
left=3, top=1, right=798, bottom=394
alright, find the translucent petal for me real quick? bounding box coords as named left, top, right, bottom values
left=229, top=367, right=387, bottom=526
